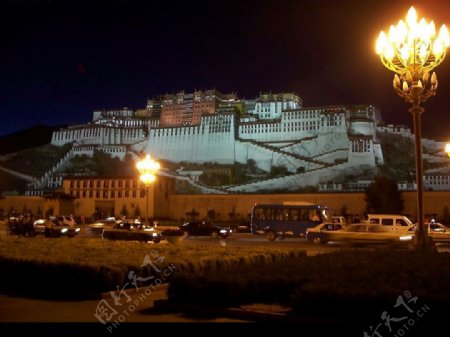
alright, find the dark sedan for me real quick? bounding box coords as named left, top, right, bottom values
left=34, top=218, right=80, bottom=238
left=180, top=221, right=231, bottom=239
left=102, top=220, right=162, bottom=243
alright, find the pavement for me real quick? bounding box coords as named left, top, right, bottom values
left=0, top=284, right=247, bottom=323
left=0, top=275, right=394, bottom=335
left=0, top=284, right=367, bottom=336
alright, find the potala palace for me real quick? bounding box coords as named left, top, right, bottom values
left=28, top=90, right=450, bottom=194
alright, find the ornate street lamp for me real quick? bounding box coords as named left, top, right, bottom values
left=136, top=154, right=160, bottom=226
left=375, top=7, right=449, bottom=250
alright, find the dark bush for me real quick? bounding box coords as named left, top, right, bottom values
left=167, top=249, right=450, bottom=314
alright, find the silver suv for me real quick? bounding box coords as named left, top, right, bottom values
left=367, top=214, right=414, bottom=233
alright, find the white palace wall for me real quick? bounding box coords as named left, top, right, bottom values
left=52, top=126, right=146, bottom=146
left=146, top=114, right=236, bottom=164
left=49, top=104, right=383, bottom=177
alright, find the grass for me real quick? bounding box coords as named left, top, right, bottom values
left=167, top=249, right=450, bottom=317
left=2, top=234, right=449, bottom=320
left=0, top=235, right=306, bottom=296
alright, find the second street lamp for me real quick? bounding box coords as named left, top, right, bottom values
left=375, top=7, right=449, bottom=250
left=136, top=154, right=160, bottom=226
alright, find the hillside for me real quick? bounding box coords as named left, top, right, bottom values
left=0, top=170, right=28, bottom=195
left=0, top=125, right=66, bottom=155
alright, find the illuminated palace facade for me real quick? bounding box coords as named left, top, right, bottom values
left=45, top=89, right=386, bottom=193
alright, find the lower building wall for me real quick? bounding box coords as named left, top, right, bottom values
left=0, top=196, right=73, bottom=217
left=168, top=191, right=450, bottom=223
left=0, top=196, right=45, bottom=215
left=2, top=191, right=450, bottom=224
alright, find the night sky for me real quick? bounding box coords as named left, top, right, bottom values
left=1, top=0, right=450, bottom=140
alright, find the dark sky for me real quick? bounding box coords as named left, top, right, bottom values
left=1, top=0, right=450, bottom=140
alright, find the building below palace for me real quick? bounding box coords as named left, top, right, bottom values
left=4, top=190, right=450, bottom=225
left=59, top=175, right=175, bottom=220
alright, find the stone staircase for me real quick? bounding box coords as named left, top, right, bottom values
left=225, top=162, right=349, bottom=193
left=237, top=138, right=328, bottom=171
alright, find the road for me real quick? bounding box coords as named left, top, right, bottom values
left=73, top=226, right=345, bottom=255
left=3, top=222, right=449, bottom=253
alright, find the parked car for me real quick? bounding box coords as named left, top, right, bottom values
left=7, top=212, right=35, bottom=237
left=234, top=221, right=251, bottom=233
left=34, top=217, right=80, bottom=238
left=179, top=221, right=231, bottom=239
left=330, top=216, right=347, bottom=226
left=409, top=222, right=450, bottom=243
left=102, top=220, right=162, bottom=243
left=89, top=217, right=119, bottom=234
left=55, top=215, right=77, bottom=227
left=306, top=222, right=346, bottom=244
left=366, top=214, right=414, bottom=233
left=314, top=223, right=414, bottom=246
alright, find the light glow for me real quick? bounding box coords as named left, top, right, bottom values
left=136, top=154, right=160, bottom=185
left=375, top=6, right=449, bottom=75
left=376, top=7, right=448, bottom=105
left=445, top=143, right=450, bottom=157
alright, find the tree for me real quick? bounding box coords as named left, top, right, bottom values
left=207, top=209, right=216, bottom=220
left=364, top=176, right=404, bottom=214
left=45, top=207, right=54, bottom=217
left=134, top=205, right=141, bottom=217
left=247, top=159, right=257, bottom=173
left=120, top=204, right=129, bottom=217
left=228, top=207, right=239, bottom=220
left=186, top=208, right=199, bottom=221
left=269, top=164, right=289, bottom=178
left=340, top=204, right=348, bottom=218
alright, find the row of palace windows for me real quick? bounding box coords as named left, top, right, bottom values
left=70, top=179, right=142, bottom=188
left=55, top=127, right=144, bottom=141
left=70, top=189, right=146, bottom=199
left=155, top=126, right=218, bottom=136
left=240, top=123, right=319, bottom=134
left=351, top=140, right=371, bottom=152
left=209, top=126, right=230, bottom=133
left=68, top=179, right=174, bottom=191
left=425, top=176, right=450, bottom=182
left=283, top=110, right=322, bottom=119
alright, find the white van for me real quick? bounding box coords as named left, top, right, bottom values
left=367, top=214, right=414, bottom=233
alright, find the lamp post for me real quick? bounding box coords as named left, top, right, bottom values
left=136, top=154, right=160, bottom=226
left=375, top=7, right=449, bottom=250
